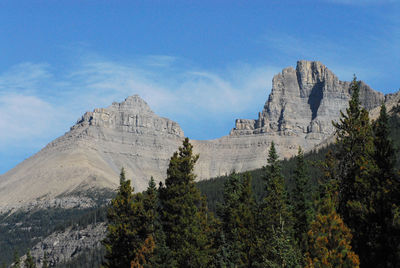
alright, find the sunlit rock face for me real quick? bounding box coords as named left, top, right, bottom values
left=0, top=61, right=385, bottom=210
left=231, top=60, right=383, bottom=138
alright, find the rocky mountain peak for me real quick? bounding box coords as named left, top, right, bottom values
left=110, top=94, right=154, bottom=114
left=231, top=60, right=384, bottom=139
left=72, top=95, right=184, bottom=137
left=0, top=60, right=391, bottom=211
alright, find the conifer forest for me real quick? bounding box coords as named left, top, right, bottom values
left=100, top=79, right=400, bottom=267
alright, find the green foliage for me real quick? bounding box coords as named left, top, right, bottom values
left=291, top=147, right=313, bottom=254
left=24, top=251, right=36, bottom=268
left=146, top=178, right=177, bottom=268
left=262, top=217, right=301, bottom=268
left=370, top=104, right=400, bottom=267
left=159, top=138, right=214, bottom=267
left=11, top=250, right=20, bottom=268
left=333, top=77, right=380, bottom=265
left=261, top=142, right=292, bottom=230
left=258, top=142, right=297, bottom=265
left=103, top=168, right=154, bottom=268
left=6, top=103, right=400, bottom=267
left=217, top=172, right=257, bottom=266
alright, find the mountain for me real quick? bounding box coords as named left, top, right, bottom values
left=0, top=60, right=385, bottom=211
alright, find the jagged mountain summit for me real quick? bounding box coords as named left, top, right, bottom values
left=231, top=61, right=383, bottom=137
left=0, top=60, right=386, bottom=210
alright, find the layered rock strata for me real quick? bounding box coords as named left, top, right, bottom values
left=0, top=61, right=386, bottom=209
left=0, top=95, right=184, bottom=208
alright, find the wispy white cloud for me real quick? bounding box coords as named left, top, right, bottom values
left=0, top=94, right=60, bottom=148
left=0, top=55, right=277, bottom=167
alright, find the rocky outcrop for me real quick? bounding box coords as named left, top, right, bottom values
left=0, top=95, right=185, bottom=208
left=193, top=61, right=384, bottom=179
left=20, top=223, right=106, bottom=267
left=231, top=61, right=384, bottom=138
left=0, top=61, right=387, bottom=210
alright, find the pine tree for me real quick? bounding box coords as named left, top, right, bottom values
left=305, top=193, right=360, bottom=268
left=159, top=138, right=213, bottom=267
left=372, top=103, right=400, bottom=267
left=103, top=168, right=153, bottom=268
left=24, top=251, right=36, bottom=268
left=292, top=147, right=312, bottom=253
left=217, top=172, right=257, bottom=266
left=258, top=142, right=298, bottom=266
left=333, top=77, right=378, bottom=264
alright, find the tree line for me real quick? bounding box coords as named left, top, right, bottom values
left=102, top=78, right=400, bottom=268
left=11, top=78, right=400, bottom=267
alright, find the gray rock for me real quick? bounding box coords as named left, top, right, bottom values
left=20, top=223, right=106, bottom=267
left=231, top=60, right=384, bottom=137
left=0, top=61, right=388, bottom=210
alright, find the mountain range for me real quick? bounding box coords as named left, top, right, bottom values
left=0, top=60, right=396, bottom=212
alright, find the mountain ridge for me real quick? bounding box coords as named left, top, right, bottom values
left=0, top=60, right=389, bottom=210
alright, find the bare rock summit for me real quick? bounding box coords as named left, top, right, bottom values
left=0, top=61, right=387, bottom=210
left=231, top=60, right=383, bottom=139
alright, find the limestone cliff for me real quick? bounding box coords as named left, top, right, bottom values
left=0, top=95, right=184, bottom=209
left=0, top=61, right=387, bottom=210
left=231, top=61, right=384, bottom=139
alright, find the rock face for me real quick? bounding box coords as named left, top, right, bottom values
left=0, top=95, right=184, bottom=209
left=231, top=61, right=383, bottom=138
left=20, top=223, right=106, bottom=267
left=0, top=61, right=386, bottom=209
left=193, top=61, right=384, bottom=179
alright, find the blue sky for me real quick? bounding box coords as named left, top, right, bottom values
left=0, top=0, right=399, bottom=174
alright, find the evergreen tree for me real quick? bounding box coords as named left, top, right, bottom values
left=333, top=77, right=378, bottom=264
left=24, top=251, right=36, bottom=268
left=143, top=177, right=157, bottom=240
left=131, top=236, right=156, bottom=268
left=11, top=250, right=20, bottom=268
left=258, top=142, right=297, bottom=266
left=103, top=168, right=153, bottom=268
left=292, top=147, right=312, bottom=253
left=159, top=138, right=213, bottom=267
left=147, top=179, right=177, bottom=268
left=372, top=103, right=400, bottom=267
left=217, top=172, right=257, bottom=266
left=263, top=216, right=302, bottom=268
left=305, top=193, right=360, bottom=268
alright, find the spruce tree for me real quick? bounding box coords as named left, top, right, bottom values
left=333, top=77, right=379, bottom=265
left=159, top=138, right=213, bottom=267
left=217, top=172, right=257, bottom=266
left=372, top=103, right=400, bottom=267
left=258, top=142, right=298, bottom=266
left=103, top=168, right=154, bottom=268
left=292, top=147, right=312, bottom=253
left=147, top=179, right=177, bottom=268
